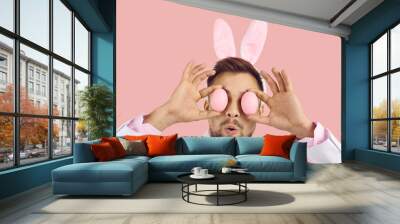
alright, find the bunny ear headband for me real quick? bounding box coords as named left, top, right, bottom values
left=213, top=18, right=268, bottom=91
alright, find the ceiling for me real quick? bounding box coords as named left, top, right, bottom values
left=167, top=0, right=384, bottom=38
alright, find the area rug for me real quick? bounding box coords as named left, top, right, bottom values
left=37, top=183, right=362, bottom=214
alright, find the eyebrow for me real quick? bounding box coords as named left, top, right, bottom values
left=225, top=87, right=249, bottom=94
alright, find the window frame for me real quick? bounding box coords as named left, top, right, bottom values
left=0, top=0, right=92, bottom=171
left=370, top=20, right=400, bottom=154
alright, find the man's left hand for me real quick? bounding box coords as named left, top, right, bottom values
left=247, top=68, right=315, bottom=139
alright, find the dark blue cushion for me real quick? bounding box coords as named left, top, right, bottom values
left=149, top=154, right=235, bottom=172
left=236, top=155, right=293, bottom=172
left=73, top=139, right=100, bottom=163
left=235, top=137, right=263, bottom=155
left=179, top=137, right=235, bottom=155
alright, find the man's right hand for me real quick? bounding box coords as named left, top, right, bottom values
left=143, top=61, right=223, bottom=131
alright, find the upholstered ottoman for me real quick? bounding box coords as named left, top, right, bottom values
left=52, top=156, right=149, bottom=196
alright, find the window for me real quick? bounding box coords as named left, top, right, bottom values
left=35, top=83, right=40, bottom=95
left=0, top=0, right=91, bottom=170
left=371, top=23, right=400, bottom=154
left=0, top=35, right=13, bottom=112
left=42, top=85, right=46, bottom=97
left=75, top=18, right=89, bottom=70
left=53, top=119, right=72, bottom=158
left=28, top=67, right=34, bottom=80
left=0, top=71, right=6, bottom=85
left=0, top=53, right=8, bottom=89
left=0, top=0, right=13, bottom=32
left=53, top=0, right=72, bottom=60
left=19, top=117, right=49, bottom=165
left=391, top=22, right=400, bottom=69
left=0, top=55, right=7, bottom=67
left=35, top=70, right=40, bottom=81
left=74, top=69, right=89, bottom=119
left=0, top=116, right=13, bottom=170
left=54, top=89, right=58, bottom=105
left=20, top=0, right=49, bottom=49
left=28, top=81, right=34, bottom=93
left=53, top=59, right=71, bottom=117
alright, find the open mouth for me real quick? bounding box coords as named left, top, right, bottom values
left=224, top=125, right=240, bottom=136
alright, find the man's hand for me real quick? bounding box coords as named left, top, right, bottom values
left=144, top=61, right=223, bottom=131
left=247, top=68, right=315, bottom=139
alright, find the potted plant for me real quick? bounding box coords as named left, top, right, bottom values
left=79, top=84, right=113, bottom=140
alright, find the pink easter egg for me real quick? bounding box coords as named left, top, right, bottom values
left=241, top=91, right=259, bottom=115
left=209, top=88, right=228, bottom=112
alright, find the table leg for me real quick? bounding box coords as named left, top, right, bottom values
left=195, top=184, right=197, bottom=192
left=217, top=184, right=219, bottom=206
left=245, top=183, right=247, bottom=201
left=187, top=184, right=190, bottom=202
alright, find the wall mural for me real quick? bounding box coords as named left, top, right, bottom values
left=116, top=0, right=341, bottom=163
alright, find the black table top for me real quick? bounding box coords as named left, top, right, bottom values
left=177, top=172, right=255, bottom=185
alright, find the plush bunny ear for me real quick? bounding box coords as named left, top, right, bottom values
left=240, top=20, right=268, bottom=64
left=213, top=18, right=236, bottom=59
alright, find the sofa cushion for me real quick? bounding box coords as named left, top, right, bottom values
left=91, top=142, right=118, bottom=161
left=236, top=155, right=293, bottom=172
left=52, top=158, right=147, bottom=183
left=73, top=139, right=100, bottom=163
left=179, top=137, right=235, bottom=155
left=235, top=137, right=263, bottom=155
left=101, top=137, right=127, bottom=158
left=146, top=134, right=178, bottom=157
left=149, top=154, right=235, bottom=172
left=259, top=134, right=296, bottom=159
left=118, top=138, right=148, bottom=156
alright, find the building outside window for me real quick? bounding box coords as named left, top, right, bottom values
left=0, top=54, right=8, bottom=90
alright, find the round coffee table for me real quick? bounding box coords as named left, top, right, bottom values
left=177, top=172, right=255, bottom=206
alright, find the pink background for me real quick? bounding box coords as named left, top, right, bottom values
left=116, top=0, right=341, bottom=138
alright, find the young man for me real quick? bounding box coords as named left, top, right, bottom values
left=117, top=57, right=341, bottom=163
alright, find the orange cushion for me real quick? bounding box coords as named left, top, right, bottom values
left=259, top=134, right=296, bottom=159
left=91, top=142, right=118, bottom=161
left=124, top=135, right=152, bottom=141
left=101, top=137, right=127, bottom=158
left=146, top=134, right=178, bottom=157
